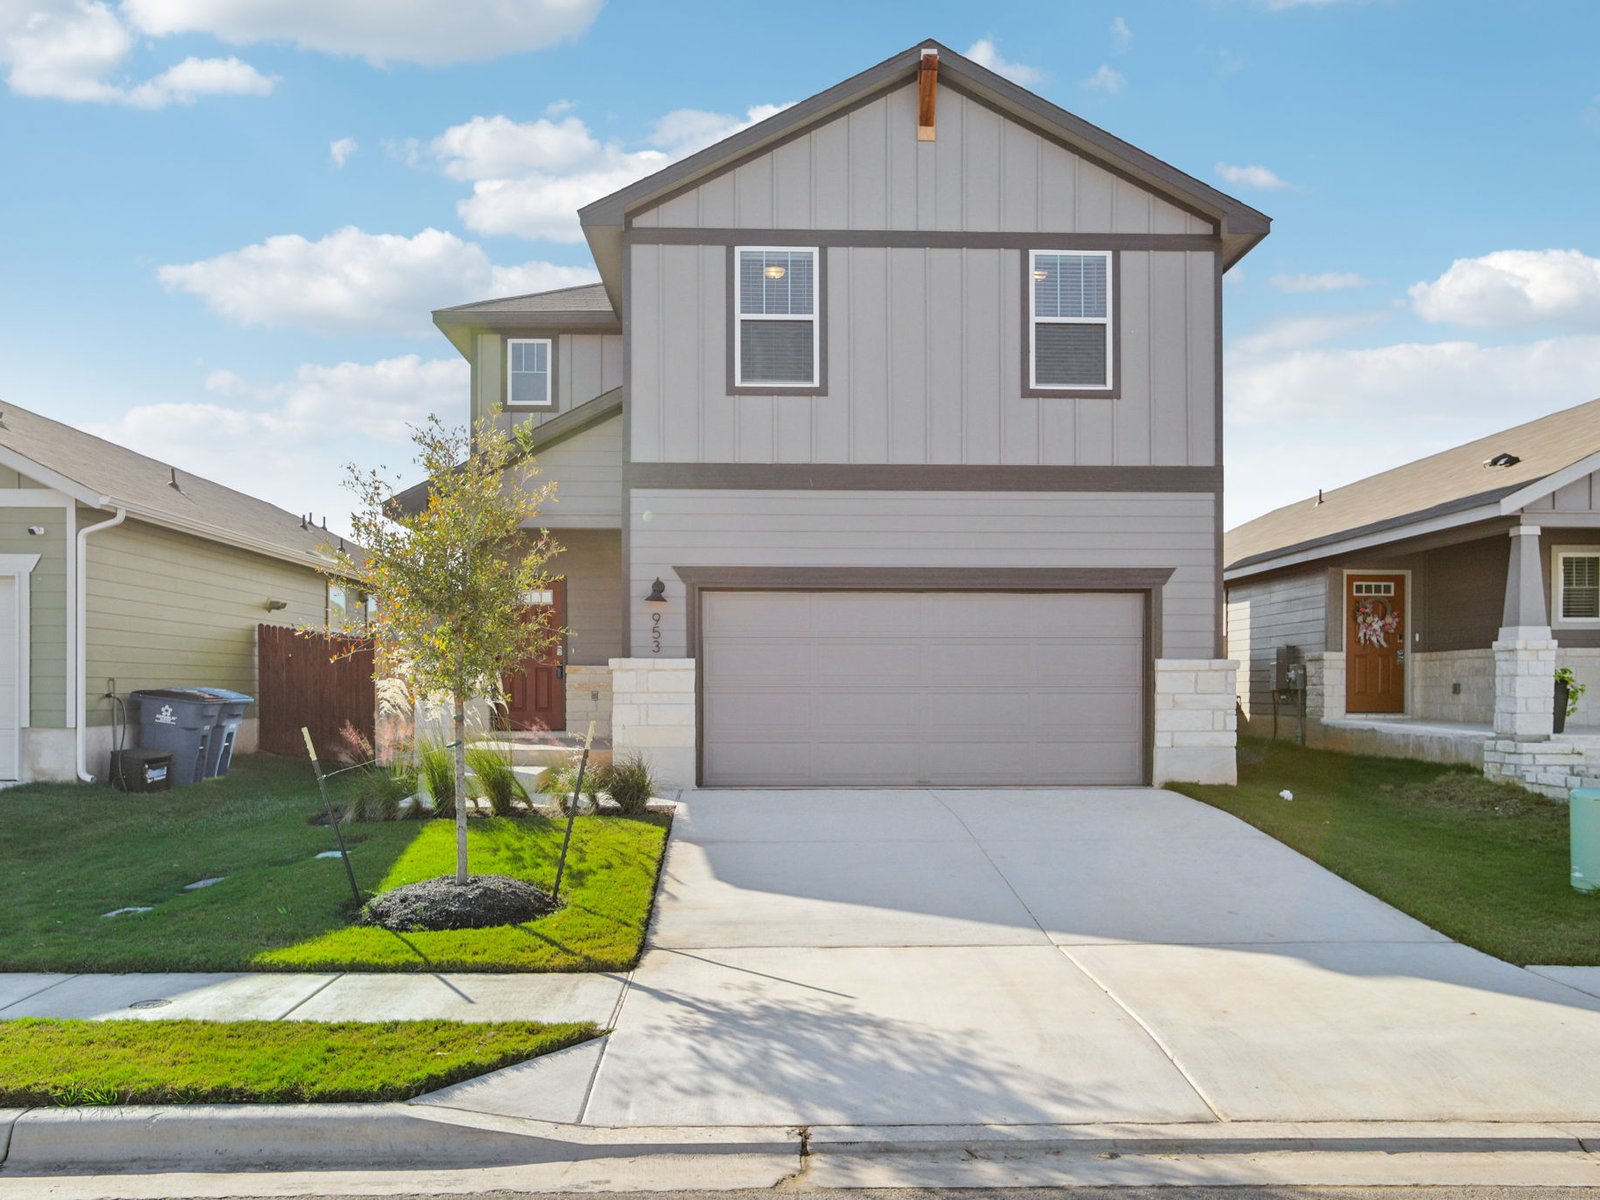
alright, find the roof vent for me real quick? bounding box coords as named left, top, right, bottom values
left=1485, top=452, right=1521, bottom=468
left=1314, top=489, right=1324, bottom=506
left=168, top=467, right=182, bottom=492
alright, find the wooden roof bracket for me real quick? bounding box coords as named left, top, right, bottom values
left=917, top=49, right=938, bottom=141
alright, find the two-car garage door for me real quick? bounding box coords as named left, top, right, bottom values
left=700, top=591, right=1147, bottom=787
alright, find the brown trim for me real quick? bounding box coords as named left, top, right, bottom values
left=627, top=462, right=1221, bottom=493
left=1020, top=249, right=1121, bottom=400
left=681, top=566, right=1171, bottom=787
left=725, top=245, right=829, bottom=397
left=1214, top=250, right=1225, bottom=658
left=501, top=335, right=559, bottom=413
left=628, top=227, right=1221, bottom=252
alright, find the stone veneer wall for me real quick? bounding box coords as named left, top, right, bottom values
left=563, top=665, right=613, bottom=741
left=609, top=657, right=695, bottom=789
left=1152, top=659, right=1238, bottom=786
left=1493, top=633, right=1557, bottom=739
left=1411, top=649, right=1495, bottom=724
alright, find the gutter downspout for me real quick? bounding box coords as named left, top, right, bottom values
left=75, top=504, right=125, bottom=782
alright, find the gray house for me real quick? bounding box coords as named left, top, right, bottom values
left=410, top=39, right=1270, bottom=788
left=1225, top=396, right=1600, bottom=797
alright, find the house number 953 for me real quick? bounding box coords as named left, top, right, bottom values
left=651, top=611, right=662, bottom=654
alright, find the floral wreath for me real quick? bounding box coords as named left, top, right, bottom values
left=1354, top=598, right=1400, bottom=649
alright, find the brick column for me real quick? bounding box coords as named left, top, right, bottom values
left=1152, top=659, right=1238, bottom=786
left=609, top=657, right=696, bottom=789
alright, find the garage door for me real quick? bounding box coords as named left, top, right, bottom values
left=700, top=590, right=1146, bottom=787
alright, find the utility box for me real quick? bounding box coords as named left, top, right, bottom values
left=130, top=689, right=222, bottom=786
left=188, top=687, right=254, bottom=778
left=1572, top=787, right=1600, bottom=893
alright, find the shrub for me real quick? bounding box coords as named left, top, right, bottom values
left=419, top=745, right=456, bottom=819
left=466, top=744, right=527, bottom=817
left=344, top=763, right=415, bottom=823
left=604, top=752, right=656, bottom=817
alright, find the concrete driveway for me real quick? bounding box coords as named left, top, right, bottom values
left=452, top=788, right=1600, bottom=1128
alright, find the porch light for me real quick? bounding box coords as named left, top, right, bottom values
left=764, top=264, right=786, bottom=280
left=644, top=577, right=668, bottom=604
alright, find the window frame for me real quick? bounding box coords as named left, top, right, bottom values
left=1552, top=546, right=1600, bottom=626
left=1023, top=249, right=1119, bottom=398
left=728, top=245, right=826, bottom=395
left=504, top=337, right=556, bottom=410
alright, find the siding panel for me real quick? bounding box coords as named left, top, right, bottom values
left=1225, top=572, right=1328, bottom=720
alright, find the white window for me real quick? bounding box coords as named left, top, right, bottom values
left=1554, top=550, right=1600, bottom=623
left=506, top=338, right=553, bottom=407
left=734, top=247, right=819, bottom=388
left=327, top=582, right=348, bottom=629
left=1029, top=250, right=1113, bottom=391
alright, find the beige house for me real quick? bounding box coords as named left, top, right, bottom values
left=0, top=403, right=346, bottom=784
left=1226, top=396, right=1600, bottom=797
left=404, top=39, right=1270, bottom=789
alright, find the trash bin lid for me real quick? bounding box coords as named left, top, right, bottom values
left=184, top=687, right=255, bottom=704
left=131, top=688, right=223, bottom=702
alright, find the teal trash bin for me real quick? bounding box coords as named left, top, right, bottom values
left=1572, top=787, right=1600, bottom=893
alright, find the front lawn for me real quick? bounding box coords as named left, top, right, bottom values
left=1171, top=739, right=1600, bottom=966
left=0, top=755, right=669, bottom=973
left=0, top=1018, right=596, bottom=1104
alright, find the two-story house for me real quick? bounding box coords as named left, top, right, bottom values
left=406, top=39, right=1270, bottom=790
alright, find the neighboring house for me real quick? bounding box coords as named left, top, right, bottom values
left=0, top=403, right=350, bottom=784
left=406, top=39, right=1271, bottom=788
left=1225, top=396, right=1600, bottom=797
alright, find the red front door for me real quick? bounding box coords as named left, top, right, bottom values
left=1346, top=574, right=1406, bottom=714
left=500, top=584, right=566, bottom=731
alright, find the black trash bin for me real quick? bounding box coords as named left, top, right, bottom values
left=187, top=688, right=253, bottom=778
left=130, top=689, right=222, bottom=786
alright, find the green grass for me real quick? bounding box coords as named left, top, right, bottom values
left=0, top=755, right=670, bottom=973
left=1170, top=739, right=1600, bottom=966
left=0, top=1018, right=597, bottom=1104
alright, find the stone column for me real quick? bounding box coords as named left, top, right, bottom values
left=609, top=657, right=696, bottom=789
left=1151, top=659, right=1238, bottom=786
left=1492, top=524, right=1555, bottom=739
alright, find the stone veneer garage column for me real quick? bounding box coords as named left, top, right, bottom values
left=1152, top=659, right=1239, bottom=786
left=563, top=665, right=613, bottom=741
left=609, top=657, right=696, bottom=789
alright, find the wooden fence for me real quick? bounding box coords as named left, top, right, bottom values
left=257, top=624, right=376, bottom=760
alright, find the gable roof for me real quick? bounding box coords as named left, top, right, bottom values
left=1225, top=396, right=1600, bottom=577
left=578, top=38, right=1271, bottom=306
left=0, top=402, right=343, bottom=568
left=432, top=281, right=619, bottom=357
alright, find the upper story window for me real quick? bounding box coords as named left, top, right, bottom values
left=734, top=247, right=820, bottom=390
left=1027, top=250, right=1115, bottom=395
left=507, top=338, right=554, bottom=408
left=1554, top=549, right=1600, bottom=623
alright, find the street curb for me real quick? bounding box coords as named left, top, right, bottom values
left=6, top=1107, right=1600, bottom=1174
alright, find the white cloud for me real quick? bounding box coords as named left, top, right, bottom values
left=83, top=354, right=470, bottom=537
left=1082, top=64, right=1125, bottom=94
left=1268, top=271, right=1372, bottom=293
left=963, top=37, right=1042, bottom=86
left=328, top=136, right=357, bottom=168
left=0, top=0, right=275, bottom=106
left=157, top=227, right=599, bottom=335
left=1230, top=310, right=1386, bottom=357
left=428, top=103, right=789, bottom=242
left=1110, top=16, right=1133, bottom=51
left=121, top=0, right=604, bottom=66
left=1409, top=249, right=1600, bottom=329
left=1216, top=161, right=1295, bottom=190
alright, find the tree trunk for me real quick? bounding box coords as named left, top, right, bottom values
left=453, top=696, right=469, bottom=885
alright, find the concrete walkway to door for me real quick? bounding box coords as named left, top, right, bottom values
left=418, top=787, right=1600, bottom=1129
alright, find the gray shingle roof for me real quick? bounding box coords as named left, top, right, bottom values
left=434, top=282, right=613, bottom=319
left=0, top=402, right=343, bottom=565
left=1225, top=396, right=1600, bottom=572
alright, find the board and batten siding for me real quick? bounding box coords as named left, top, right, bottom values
left=474, top=332, right=622, bottom=431
left=1226, top=572, right=1328, bottom=720
left=0, top=503, right=69, bottom=726
left=82, top=516, right=326, bottom=727
left=517, top=414, right=622, bottom=528
left=629, top=244, right=1217, bottom=467
left=632, top=82, right=1213, bottom=235
left=630, top=489, right=1217, bottom=659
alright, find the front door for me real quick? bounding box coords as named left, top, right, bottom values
left=1346, top=574, right=1406, bottom=714
left=500, top=583, right=566, bottom=731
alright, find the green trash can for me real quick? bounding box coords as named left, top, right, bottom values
left=1572, top=787, right=1600, bottom=893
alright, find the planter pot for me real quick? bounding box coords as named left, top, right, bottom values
left=1555, top=680, right=1570, bottom=734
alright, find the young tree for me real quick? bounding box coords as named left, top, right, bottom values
left=326, top=411, right=559, bottom=885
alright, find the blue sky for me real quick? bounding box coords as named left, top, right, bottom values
left=3, top=0, right=1600, bottom=533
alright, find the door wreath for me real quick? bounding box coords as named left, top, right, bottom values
left=1353, top=598, right=1400, bottom=648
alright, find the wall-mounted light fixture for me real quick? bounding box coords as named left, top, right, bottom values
left=264, top=598, right=289, bottom=611
left=26, top=525, right=44, bottom=536
left=644, top=577, right=668, bottom=604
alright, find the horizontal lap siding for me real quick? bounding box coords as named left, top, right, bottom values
left=0, top=506, right=68, bottom=726
left=630, top=489, right=1216, bottom=659
left=84, top=519, right=326, bottom=727
left=630, top=243, right=1216, bottom=467
left=522, top=414, right=622, bottom=527
left=1225, top=573, right=1327, bottom=719
left=633, top=84, right=1212, bottom=235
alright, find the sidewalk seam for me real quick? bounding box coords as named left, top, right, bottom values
left=275, top=973, right=344, bottom=1020
left=0, top=975, right=80, bottom=1015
